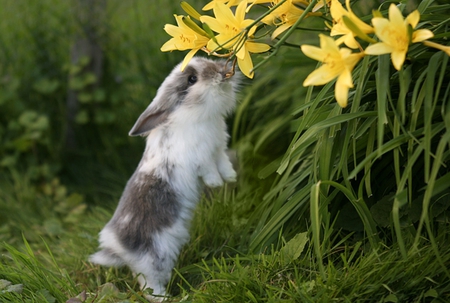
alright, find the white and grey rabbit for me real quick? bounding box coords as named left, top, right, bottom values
left=89, top=57, right=239, bottom=300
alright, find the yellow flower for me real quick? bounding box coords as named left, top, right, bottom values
left=161, top=15, right=210, bottom=71
left=200, top=2, right=271, bottom=78
left=330, top=0, right=373, bottom=49
left=423, top=41, right=450, bottom=56
left=301, top=34, right=363, bottom=107
left=364, top=4, right=434, bottom=70
left=262, top=0, right=319, bottom=39
left=202, top=0, right=242, bottom=11
left=312, top=0, right=331, bottom=12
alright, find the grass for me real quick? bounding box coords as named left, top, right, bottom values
left=1, top=171, right=450, bottom=302
left=0, top=163, right=450, bottom=302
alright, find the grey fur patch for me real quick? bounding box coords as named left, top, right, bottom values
left=108, top=173, right=179, bottom=252
left=152, top=254, right=167, bottom=272
left=201, top=60, right=224, bottom=80
left=163, top=65, right=198, bottom=103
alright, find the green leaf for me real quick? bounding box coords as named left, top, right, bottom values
left=78, top=92, right=92, bottom=103
left=278, top=111, right=377, bottom=175
left=69, top=77, right=85, bottom=90
left=310, top=182, right=326, bottom=278
left=424, top=288, right=438, bottom=298
left=202, top=22, right=217, bottom=42
left=384, top=294, right=398, bottom=303
left=279, top=232, right=308, bottom=265
left=75, top=110, right=89, bottom=124
left=93, top=89, right=106, bottom=102
left=376, top=54, right=389, bottom=155
left=33, top=78, right=60, bottom=95
left=18, top=111, right=38, bottom=126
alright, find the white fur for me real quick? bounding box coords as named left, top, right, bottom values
left=90, top=57, right=239, bottom=301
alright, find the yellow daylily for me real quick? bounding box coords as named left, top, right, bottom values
left=161, top=15, right=210, bottom=71
left=262, top=0, right=319, bottom=39
left=202, top=0, right=242, bottom=11
left=423, top=41, right=450, bottom=56
left=301, top=34, right=363, bottom=107
left=312, top=0, right=331, bottom=12
left=200, top=2, right=271, bottom=78
left=364, top=4, right=434, bottom=70
left=330, top=0, right=373, bottom=49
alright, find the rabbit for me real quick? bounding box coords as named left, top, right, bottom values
left=89, top=57, right=240, bottom=301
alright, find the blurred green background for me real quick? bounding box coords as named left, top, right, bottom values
left=0, top=0, right=186, bottom=200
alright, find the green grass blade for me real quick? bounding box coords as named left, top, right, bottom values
left=376, top=54, right=390, bottom=155
left=310, top=182, right=325, bottom=278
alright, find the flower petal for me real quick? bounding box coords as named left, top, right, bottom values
left=164, top=24, right=183, bottom=38
left=237, top=50, right=254, bottom=78
left=391, top=49, right=406, bottom=70
left=246, top=42, right=271, bottom=53
left=406, top=9, right=420, bottom=28
left=388, top=4, right=404, bottom=28
left=161, top=39, right=177, bottom=52
left=364, top=42, right=394, bottom=55
left=412, top=29, right=434, bottom=43
left=343, top=33, right=360, bottom=49
left=344, top=53, right=364, bottom=70
left=301, top=45, right=328, bottom=62
left=200, top=15, right=225, bottom=33
left=303, top=65, right=340, bottom=86
left=215, top=33, right=238, bottom=49
left=330, top=0, right=346, bottom=21
left=236, top=43, right=246, bottom=59
left=337, top=68, right=353, bottom=88
left=214, top=2, right=237, bottom=29
left=181, top=49, right=199, bottom=71
left=335, top=69, right=353, bottom=107
left=320, top=34, right=340, bottom=55
left=235, top=0, right=247, bottom=23
left=335, top=80, right=349, bottom=107
left=202, top=2, right=215, bottom=11
left=207, top=38, right=221, bottom=51
left=371, top=18, right=392, bottom=42
left=271, top=24, right=290, bottom=39
left=423, top=41, right=450, bottom=56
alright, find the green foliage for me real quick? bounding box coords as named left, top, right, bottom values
left=0, top=0, right=185, bottom=199
left=236, top=1, right=450, bottom=257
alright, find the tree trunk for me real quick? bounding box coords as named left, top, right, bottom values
left=66, top=0, right=106, bottom=149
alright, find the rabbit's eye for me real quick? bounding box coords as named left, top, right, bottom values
left=187, top=75, right=198, bottom=85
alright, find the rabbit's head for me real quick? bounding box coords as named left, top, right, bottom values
left=129, top=57, right=239, bottom=136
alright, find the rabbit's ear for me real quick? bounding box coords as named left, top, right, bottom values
left=129, top=107, right=170, bottom=136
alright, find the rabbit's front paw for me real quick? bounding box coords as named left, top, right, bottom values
left=202, top=173, right=224, bottom=188
left=221, top=167, right=237, bottom=183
